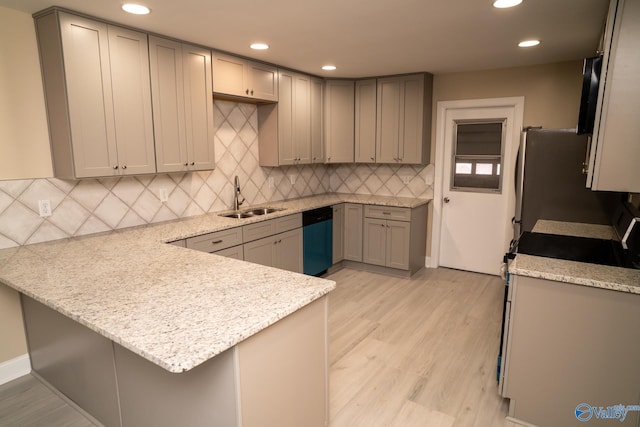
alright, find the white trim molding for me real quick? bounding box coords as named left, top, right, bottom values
left=0, top=353, right=31, bottom=385
left=431, top=97, right=525, bottom=271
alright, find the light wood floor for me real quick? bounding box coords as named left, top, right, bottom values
left=327, top=267, right=519, bottom=427
left=0, top=267, right=518, bottom=426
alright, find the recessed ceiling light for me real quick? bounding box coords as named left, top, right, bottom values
left=322, top=65, right=337, bottom=71
left=518, top=39, right=540, bottom=47
left=250, top=43, right=269, bottom=50
left=122, top=3, right=150, bottom=14
left=493, top=0, right=523, bottom=8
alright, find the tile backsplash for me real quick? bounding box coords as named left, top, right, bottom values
left=0, top=100, right=433, bottom=249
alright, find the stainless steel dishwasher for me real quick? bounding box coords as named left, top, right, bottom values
left=302, top=206, right=333, bottom=276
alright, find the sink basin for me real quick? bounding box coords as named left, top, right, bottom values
left=221, top=212, right=253, bottom=219
left=219, top=207, right=284, bottom=219
left=244, top=207, right=281, bottom=215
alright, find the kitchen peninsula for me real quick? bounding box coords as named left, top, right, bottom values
left=0, top=193, right=430, bottom=427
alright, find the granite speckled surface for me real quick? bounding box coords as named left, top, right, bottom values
left=511, top=220, right=640, bottom=294
left=532, top=220, right=618, bottom=240
left=0, top=193, right=429, bottom=373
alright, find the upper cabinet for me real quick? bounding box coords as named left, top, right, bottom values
left=36, top=10, right=156, bottom=178
left=149, top=36, right=215, bottom=173
left=212, top=52, right=278, bottom=102
left=324, top=80, right=355, bottom=163
left=354, top=79, right=377, bottom=163
left=587, top=0, right=640, bottom=192
left=258, top=70, right=323, bottom=166
left=376, top=73, right=433, bottom=165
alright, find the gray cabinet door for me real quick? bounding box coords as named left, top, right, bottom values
left=248, top=61, right=278, bottom=102
left=375, top=74, right=429, bottom=165
left=151, top=37, right=214, bottom=173
left=310, top=78, right=324, bottom=163
left=589, top=0, right=640, bottom=192
left=58, top=13, right=117, bottom=178
left=344, top=203, right=363, bottom=262
left=332, top=204, right=345, bottom=264
left=324, top=80, right=355, bottom=163
left=355, top=79, right=377, bottom=163
left=244, top=236, right=277, bottom=268
left=277, top=70, right=296, bottom=165
left=386, top=220, right=410, bottom=270
left=107, top=25, right=155, bottom=175
left=376, top=77, right=401, bottom=164
left=211, top=52, right=246, bottom=98
left=397, top=75, right=425, bottom=164
left=293, top=74, right=312, bottom=164
left=363, top=218, right=387, bottom=266
left=275, top=228, right=303, bottom=273
left=182, top=44, right=215, bottom=171
left=149, top=36, right=187, bottom=172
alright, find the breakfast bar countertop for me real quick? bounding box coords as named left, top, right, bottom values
left=0, top=193, right=431, bottom=373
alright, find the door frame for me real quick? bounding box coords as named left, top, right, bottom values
left=430, top=97, right=524, bottom=269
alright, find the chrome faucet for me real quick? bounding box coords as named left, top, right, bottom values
left=233, top=175, right=245, bottom=211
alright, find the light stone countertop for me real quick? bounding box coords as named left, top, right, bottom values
left=511, top=220, right=640, bottom=294
left=532, top=219, right=618, bottom=240
left=0, top=193, right=430, bottom=373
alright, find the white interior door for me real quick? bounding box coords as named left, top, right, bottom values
left=436, top=99, right=523, bottom=275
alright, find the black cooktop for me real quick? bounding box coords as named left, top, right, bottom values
left=516, top=232, right=628, bottom=268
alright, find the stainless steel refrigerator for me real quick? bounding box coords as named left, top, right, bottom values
left=512, top=127, right=621, bottom=240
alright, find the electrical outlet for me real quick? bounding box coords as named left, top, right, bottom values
left=402, top=176, right=411, bottom=185
left=268, top=177, right=275, bottom=189
left=38, top=200, right=52, bottom=217
left=159, top=188, right=169, bottom=202
left=289, top=174, right=296, bottom=185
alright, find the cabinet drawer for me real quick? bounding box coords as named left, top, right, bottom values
left=243, top=213, right=302, bottom=243
left=364, top=205, right=410, bottom=221
left=275, top=213, right=302, bottom=234
left=186, top=227, right=243, bottom=253
left=214, top=245, right=244, bottom=260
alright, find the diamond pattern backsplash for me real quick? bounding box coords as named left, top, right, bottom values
left=0, top=100, right=433, bottom=249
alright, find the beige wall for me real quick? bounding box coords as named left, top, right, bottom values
left=425, top=60, right=584, bottom=256
left=0, top=7, right=53, bottom=180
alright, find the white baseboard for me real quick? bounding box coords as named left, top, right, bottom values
left=0, top=353, right=31, bottom=385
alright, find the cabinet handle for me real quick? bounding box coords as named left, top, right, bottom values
left=370, top=157, right=375, bottom=161
left=184, top=162, right=189, bottom=166
left=383, top=212, right=391, bottom=215
left=246, top=89, right=249, bottom=95
left=381, top=224, right=385, bottom=227
left=251, top=90, right=254, bottom=95
left=190, top=162, right=195, bottom=166
left=121, top=165, right=127, bottom=169
left=212, top=239, right=223, bottom=244
left=113, top=165, right=119, bottom=170
left=313, top=157, right=316, bottom=161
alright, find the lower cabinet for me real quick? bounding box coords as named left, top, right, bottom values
left=332, top=204, right=345, bottom=263
left=244, top=228, right=303, bottom=273
left=363, top=218, right=410, bottom=269
left=344, top=203, right=364, bottom=262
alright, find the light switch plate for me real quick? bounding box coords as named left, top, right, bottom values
left=268, top=177, right=275, bottom=189
left=289, top=174, right=296, bottom=185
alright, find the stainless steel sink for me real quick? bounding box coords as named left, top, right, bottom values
left=219, top=207, right=284, bottom=219
left=244, top=207, right=281, bottom=215
left=220, top=212, right=253, bottom=219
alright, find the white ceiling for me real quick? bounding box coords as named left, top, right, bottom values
left=0, top=0, right=610, bottom=77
